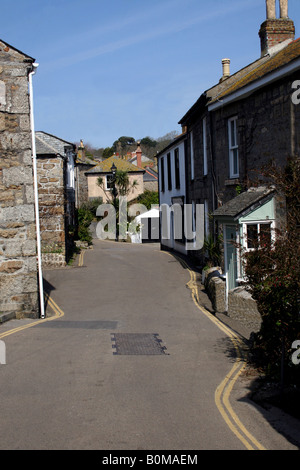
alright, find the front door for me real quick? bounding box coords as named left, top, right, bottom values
left=225, top=225, right=238, bottom=290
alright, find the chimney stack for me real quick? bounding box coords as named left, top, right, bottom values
left=77, top=139, right=85, bottom=160
left=259, top=0, right=295, bottom=56
left=136, top=141, right=142, bottom=168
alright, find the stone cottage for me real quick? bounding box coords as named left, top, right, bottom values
left=178, top=0, right=300, bottom=285
left=157, top=0, right=300, bottom=331
left=35, top=131, right=77, bottom=267
left=86, top=155, right=145, bottom=203
left=0, top=40, right=39, bottom=319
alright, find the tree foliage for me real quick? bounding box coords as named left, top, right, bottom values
left=244, top=157, right=300, bottom=383
left=87, top=131, right=179, bottom=161
left=136, top=190, right=159, bottom=210
left=97, top=170, right=138, bottom=205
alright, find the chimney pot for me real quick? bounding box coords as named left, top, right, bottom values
left=222, top=58, right=230, bottom=80
left=266, top=0, right=276, bottom=19
left=280, top=0, right=288, bottom=18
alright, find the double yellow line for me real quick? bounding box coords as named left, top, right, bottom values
left=169, top=252, right=266, bottom=451
left=0, top=248, right=84, bottom=341
left=0, top=293, right=64, bottom=340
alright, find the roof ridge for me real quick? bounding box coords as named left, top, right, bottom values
left=211, top=38, right=300, bottom=103
left=36, top=130, right=74, bottom=147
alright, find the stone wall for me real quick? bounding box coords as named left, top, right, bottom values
left=0, top=42, right=39, bottom=318
left=37, top=156, right=66, bottom=267
left=202, top=267, right=262, bottom=334
left=75, top=163, right=90, bottom=207
left=202, top=267, right=226, bottom=313
left=144, top=180, right=158, bottom=192
left=228, top=287, right=262, bottom=333
left=211, top=72, right=300, bottom=207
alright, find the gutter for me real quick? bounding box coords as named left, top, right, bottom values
left=28, top=63, right=45, bottom=319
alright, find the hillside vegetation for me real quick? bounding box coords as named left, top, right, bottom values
left=80, top=131, right=180, bottom=161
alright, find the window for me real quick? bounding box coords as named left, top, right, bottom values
left=190, top=131, right=194, bottom=180
left=174, top=148, right=180, bottom=189
left=106, top=174, right=114, bottom=190
left=228, top=117, right=239, bottom=178
left=203, top=118, right=208, bottom=176
left=66, top=154, right=75, bottom=189
left=167, top=152, right=172, bottom=190
left=160, top=157, right=165, bottom=192
left=243, top=222, right=272, bottom=250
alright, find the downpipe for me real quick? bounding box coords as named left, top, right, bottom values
left=28, top=63, right=45, bottom=319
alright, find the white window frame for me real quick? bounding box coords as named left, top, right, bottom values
left=228, top=116, right=239, bottom=178
left=242, top=220, right=275, bottom=251
left=105, top=174, right=114, bottom=191
left=203, top=117, right=208, bottom=176
left=66, top=152, right=75, bottom=189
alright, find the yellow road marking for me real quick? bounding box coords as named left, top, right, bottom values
left=78, top=250, right=84, bottom=267
left=161, top=250, right=266, bottom=451
left=0, top=293, right=64, bottom=340
left=0, top=246, right=265, bottom=450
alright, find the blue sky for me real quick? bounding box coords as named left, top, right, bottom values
left=1, top=0, right=300, bottom=149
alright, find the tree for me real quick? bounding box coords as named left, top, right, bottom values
left=136, top=190, right=159, bottom=210
left=112, top=136, right=136, bottom=157
left=97, top=169, right=138, bottom=239
left=243, top=157, right=300, bottom=385
left=102, top=147, right=114, bottom=158
left=140, top=137, right=157, bottom=148
left=97, top=170, right=138, bottom=203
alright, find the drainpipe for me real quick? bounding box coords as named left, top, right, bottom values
left=28, top=63, right=45, bottom=319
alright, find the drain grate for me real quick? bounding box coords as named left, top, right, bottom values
left=111, top=333, right=168, bottom=356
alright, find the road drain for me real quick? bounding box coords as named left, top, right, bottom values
left=111, top=333, right=168, bottom=356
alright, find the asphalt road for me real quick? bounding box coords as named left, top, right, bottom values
left=0, top=240, right=299, bottom=451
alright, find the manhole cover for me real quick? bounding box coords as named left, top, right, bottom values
left=111, top=333, right=168, bottom=356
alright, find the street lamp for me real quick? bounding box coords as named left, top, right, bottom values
left=111, top=162, right=117, bottom=176
left=110, top=163, right=118, bottom=241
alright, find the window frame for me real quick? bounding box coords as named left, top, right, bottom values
left=160, top=157, right=165, bottom=193
left=242, top=220, right=275, bottom=251
left=174, top=147, right=180, bottom=189
left=228, top=116, right=239, bottom=178
left=167, top=152, right=172, bottom=191
left=105, top=174, right=115, bottom=191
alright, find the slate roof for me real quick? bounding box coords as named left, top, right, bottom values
left=143, top=168, right=158, bottom=182
left=210, top=37, right=300, bottom=104
left=213, top=187, right=275, bottom=220
left=0, top=39, right=35, bottom=62
left=35, top=131, right=75, bottom=156
left=76, top=153, right=98, bottom=166
left=179, top=36, right=300, bottom=124
left=86, top=155, right=145, bottom=174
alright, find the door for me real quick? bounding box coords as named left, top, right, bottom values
left=225, top=225, right=238, bottom=290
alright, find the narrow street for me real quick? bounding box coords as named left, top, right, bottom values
left=0, top=240, right=298, bottom=451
